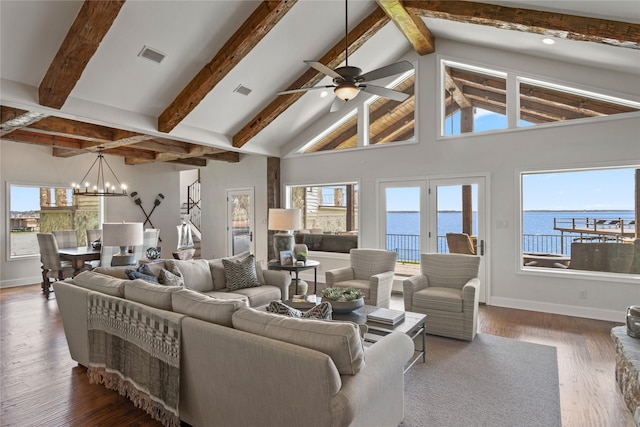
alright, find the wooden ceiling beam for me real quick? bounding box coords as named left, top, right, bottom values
left=445, top=74, right=471, bottom=109
left=0, top=107, right=48, bottom=136
left=130, top=139, right=192, bottom=154
left=233, top=7, right=391, bottom=148
left=2, top=129, right=83, bottom=149
left=168, top=158, right=209, bottom=167
left=377, top=0, right=435, bottom=55
left=405, top=1, right=640, bottom=49
left=38, top=1, right=126, bottom=109
left=25, top=116, right=115, bottom=141
left=158, top=0, right=298, bottom=133
left=201, top=151, right=241, bottom=163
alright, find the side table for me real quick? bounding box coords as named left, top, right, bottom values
left=267, top=260, right=320, bottom=295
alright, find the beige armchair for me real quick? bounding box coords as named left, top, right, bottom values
left=403, top=253, right=480, bottom=341
left=325, top=249, right=397, bottom=308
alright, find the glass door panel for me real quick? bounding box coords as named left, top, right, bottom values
left=227, top=188, right=254, bottom=256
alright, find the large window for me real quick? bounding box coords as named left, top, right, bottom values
left=442, top=60, right=640, bottom=137
left=288, top=182, right=358, bottom=253
left=520, top=167, right=638, bottom=275
left=8, top=183, right=101, bottom=259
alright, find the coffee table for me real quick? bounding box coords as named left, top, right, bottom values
left=333, top=305, right=426, bottom=373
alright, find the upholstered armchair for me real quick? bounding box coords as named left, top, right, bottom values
left=403, top=253, right=480, bottom=341
left=325, top=249, right=397, bottom=308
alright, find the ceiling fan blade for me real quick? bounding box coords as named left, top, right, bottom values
left=360, top=84, right=410, bottom=102
left=329, top=96, right=346, bottom=113
left=304, top=60, right=342, bottom=80
left=359, top=60, right=414, bottom=82
left=278, top=85, right=333, bottom=96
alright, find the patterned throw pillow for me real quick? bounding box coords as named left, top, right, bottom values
left=158, top=268, right=184, bottom=287
left=222, top=254, right=261, bottom=291
left=267, top=300, right=332, bottom=320
left=125, top=264, right=158, bottom=283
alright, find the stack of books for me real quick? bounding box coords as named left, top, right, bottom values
left=367, top=308, right=405, bottom=326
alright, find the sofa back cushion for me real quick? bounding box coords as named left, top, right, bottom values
left=165, top=259, right=213, bottom=292
left=232, top=307, right=365, bottom=375
left=124, top=279, right=182, bottom=310
left=171, top=289, right=247, bottom=327
left=72, top=271, right=126, bottom=297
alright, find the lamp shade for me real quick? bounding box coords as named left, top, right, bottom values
left=268, top=209, right=302, bottom=231
left=103, top=222, right=144, bottom=247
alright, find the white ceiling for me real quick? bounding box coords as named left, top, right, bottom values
left=1, top=0, right=638, bottom=157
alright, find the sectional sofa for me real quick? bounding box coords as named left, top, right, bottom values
left=53, top=257, right=413, bottom=427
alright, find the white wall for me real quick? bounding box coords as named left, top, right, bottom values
left=280, top=40, right=640, bottom=322
left=1, top=141, right=185, bottom=287
left=199, top=154, right=270, bottom=266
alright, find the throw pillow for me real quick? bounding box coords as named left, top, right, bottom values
left=125, top=264, right=158, bottom=283
left=165, top=259, right=214, bottom=292
left=158, top=268, right=184, bottom=287
left=222, top=254, right=260, bottom=291
left=302, top=302, right=332, bottom=320
left=267, top=300, right=332, bottom=320
left=267, top=300, right=303, bottom=317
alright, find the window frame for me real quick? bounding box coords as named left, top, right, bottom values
left=6, top=181, right=103, bottom=261
left=516, top=165, right=639, bottom=284
left=285, top=180, right=360, bottom=254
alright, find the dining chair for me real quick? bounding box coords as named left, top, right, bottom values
left=85, top=229, right=102, bottom=246
left=53, top=230, right=78, bottom=249
left=37, top=233, right=75, bottom=298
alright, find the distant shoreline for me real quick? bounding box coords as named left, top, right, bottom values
left=387, top=209, right=634, bottom=214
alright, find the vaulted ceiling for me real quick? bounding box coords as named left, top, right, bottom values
left=1, top=0, right=638, bottom=166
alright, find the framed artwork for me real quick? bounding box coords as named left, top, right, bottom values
left=280, top=250, right=294, bottom=265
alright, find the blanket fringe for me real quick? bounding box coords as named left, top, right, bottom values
left=88, top=367, right=180, bottom=427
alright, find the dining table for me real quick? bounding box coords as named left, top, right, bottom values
left=58, top=247, right=101, bottom=275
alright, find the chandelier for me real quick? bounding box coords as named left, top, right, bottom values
left=72, top=147, right=127, bottom=196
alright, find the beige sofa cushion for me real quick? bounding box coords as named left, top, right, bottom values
left=165, top=259, right=213, bottom=292
left=172, top=289, right=247, bottom=327
left=124, top=279, right=182, bottom=310
left=72, top=271, right=126, bottom=297
left=232, top=307, right=365, bottom=375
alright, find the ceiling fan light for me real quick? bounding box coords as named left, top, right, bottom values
left=335, top=84, right=359, bottom=101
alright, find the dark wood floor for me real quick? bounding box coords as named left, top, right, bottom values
left=0, top=285, right=634, bottom=427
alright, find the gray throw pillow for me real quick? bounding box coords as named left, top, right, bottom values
left=267, top=300, right=332, bottom=320
left=222, top=254, right=260, bottom=291
left=158, top=268, right=184, bottom=287
left=125, top=264, right=158, bottom=283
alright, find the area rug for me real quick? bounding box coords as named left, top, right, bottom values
left=403, top=333, right=561, bottom=427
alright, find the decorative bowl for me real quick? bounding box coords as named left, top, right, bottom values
left=329, top=297, right=364, bottom=314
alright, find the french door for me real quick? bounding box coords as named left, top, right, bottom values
left=380, top=175, right=489, bottom=303
left=226, top=188, right=254, bottom=256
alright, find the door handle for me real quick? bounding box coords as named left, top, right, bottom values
left=479, top=240, right=485, bottom=256
left=249, top=231, right=253, bottom=242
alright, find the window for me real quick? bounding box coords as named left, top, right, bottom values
left=368, top=71, right=415, bottom=145
left=518, top=77, right=640, bottom=126
left=299, top=65, right=416, bottom=154
left=288, top=182, right=358, bottom=253
left=442, top=60, right=640, bottom=137
left=520, top=167, right=638, bottom=275
left=8, top=183, right=101, bottom=259
left=442, top=61, right=507, bottom=136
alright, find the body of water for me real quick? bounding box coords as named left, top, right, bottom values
left=386, top=210, right=635, bottom=260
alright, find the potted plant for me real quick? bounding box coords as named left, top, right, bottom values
left=321, top=286, right=365, bottom=313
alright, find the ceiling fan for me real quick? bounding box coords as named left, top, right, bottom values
left=278, top=0, right=413, bottom=113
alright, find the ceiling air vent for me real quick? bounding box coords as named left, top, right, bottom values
left=138, top=46, right=165, bottom=64
left=233, top=84, right=252, bottom=96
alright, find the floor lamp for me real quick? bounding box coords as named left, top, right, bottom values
left=268, top=208, right=301, bottom=262
left=103, top=222, right=144, bottom=266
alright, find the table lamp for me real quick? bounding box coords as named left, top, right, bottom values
left=103, top=222, right=144, bottom=266
left=268, top=208, right=301, bottom=261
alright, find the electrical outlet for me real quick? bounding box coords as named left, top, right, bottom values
left=579, top=290, right=587, bottom=299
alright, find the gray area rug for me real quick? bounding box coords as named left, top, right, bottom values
left=403, top=333, right=561, bottom=427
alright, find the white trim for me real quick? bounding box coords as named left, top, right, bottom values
left=489, top=297, right=626, bottom=323
left=0, top=276, right=43, bottom=288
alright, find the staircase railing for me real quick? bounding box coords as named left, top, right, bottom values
left=187, top=179, right=201, bottom=232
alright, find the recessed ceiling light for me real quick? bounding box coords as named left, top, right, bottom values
left=320, top=91, right=328, bottom=98
left=542, top=38, right=555, bottom=45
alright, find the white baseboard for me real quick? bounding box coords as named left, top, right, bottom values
left=489, top=296, right=626, bottom=323
left=0, top=275, right=42, bottom=289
